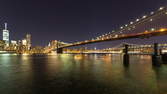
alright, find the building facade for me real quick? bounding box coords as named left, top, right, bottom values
left=2, top=23, right=9, bottom=47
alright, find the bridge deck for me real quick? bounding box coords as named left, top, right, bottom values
left=59, top=29, right=167, bottom=48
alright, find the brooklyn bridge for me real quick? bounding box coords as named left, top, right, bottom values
left=44, top=6, right=167, bottom=66
left=47, top=6, right=167, bottom=53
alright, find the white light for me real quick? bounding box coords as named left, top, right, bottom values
left=120, top=26, right=123, bottom=29
left=150, top=19, right=153, bottom=21
left=150, top=12, right=154, bottom=15
left=142, top=15, right=147, bottom=19
left=125, top=24, right=128, bottom=27
left=151, top=28, right=155, bottom=31
left=136, top=19, right=139, bottom=22
left=130, top=22, right=133, bottom=24
left=165, top=12, right=167, bottom=15
left=159, top=7, right=164, bottom=10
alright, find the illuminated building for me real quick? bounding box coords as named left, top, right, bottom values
left=0, top=40, right=5, bottom=50
left=22, top=39, right=27, bottom=46
left=26, top=34, right=31, bottom=50
left=2, top=23, right=10, bottom=47
left=11, top=40, right=17, bottom=45
left=10, top=40, right=17, bottom=50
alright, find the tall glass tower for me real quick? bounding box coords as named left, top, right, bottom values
left=3, top=23, right=9, bottom=46
left=26, top=34, right=31, bottom=50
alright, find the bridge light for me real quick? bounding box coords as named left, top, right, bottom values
left=125, top=24, right=128, bottom=27
left=159, top=28, right=166, bottom=32
left=150, top=19, right=153, bottom=21
left=120, top=26, right=123, bottom=29
left=136, top=19, right=139, bottom=22
left=151, top=28, right=155, bottom=31
left=142, top=15, right=147, bottom=19
left=130, top=22, right=133, bottom=24
left=144, top=30, right=148, bottom=33
left=159, top=7, right=164, bottom=10
left=165, top=12, right=167, bottom=15
left=150, top=12, right=154, bottom=15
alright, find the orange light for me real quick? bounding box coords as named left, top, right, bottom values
left=159, top=28, right=167, bottom=32
left=144, top=30, right=148, bottom=33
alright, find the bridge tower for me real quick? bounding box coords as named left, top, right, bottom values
left=56, top=41, right=63, bottom=53
left=152, top=43, right=162, bottom=66
left=123, top=44, right=129, bottom=66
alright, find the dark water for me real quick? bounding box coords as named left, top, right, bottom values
left=0, top=54, right=167, bottom=94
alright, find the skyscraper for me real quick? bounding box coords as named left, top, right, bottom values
left=2, top=23, right=9, bottom=47
left=26, top=34, right=31, bottom=50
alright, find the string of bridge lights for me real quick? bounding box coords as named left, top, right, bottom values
left=96, top=6, right=167, bottom=40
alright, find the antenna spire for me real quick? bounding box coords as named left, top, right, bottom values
left=5, top=23, right=7, bottom=30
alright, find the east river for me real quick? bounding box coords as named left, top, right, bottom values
left=0, top=54, right=167, bottom=94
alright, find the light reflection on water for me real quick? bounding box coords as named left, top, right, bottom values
left=0, top=54, right=167, bottom=94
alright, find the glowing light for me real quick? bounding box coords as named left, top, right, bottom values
left=150, top=12, right=154, bottom=15
left=142, top=15, right=147, bottom=19
left=136, top=19, right=139, bottom=22
left=144, top=30, right=148, bottom=33
left=159, top=28, right=167, bottom=32
left=74, top=55, right=83, bottom=60
left=151, top=28, right=155, bottom=31
left=150, top=19, right=153, bottom=21
left=22, top=53, right=30, bottom=55
left=130, top=22, right=133, bottom=24
left=159, top=7, right=164, bottom=10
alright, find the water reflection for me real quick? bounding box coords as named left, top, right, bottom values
left=0, top=54, right=167, bottom=94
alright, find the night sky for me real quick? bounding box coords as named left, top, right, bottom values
left=0, top=0, right=166, bottom=47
